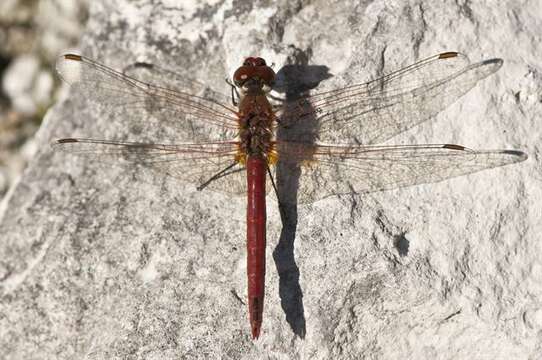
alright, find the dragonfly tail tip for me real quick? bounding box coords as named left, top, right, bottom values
left=251, top=326, right=261, bottom=339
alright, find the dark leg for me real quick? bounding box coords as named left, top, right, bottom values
left=266, top=163, right=284, bottom=214
left=197, top=162, right=239, bottom=191
left=225, top=78, right=240, bottom=106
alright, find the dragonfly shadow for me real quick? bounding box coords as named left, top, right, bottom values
left=272, top=59, right=331, bottom=339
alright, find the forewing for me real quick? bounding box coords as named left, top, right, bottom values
left=278, top=52, right=503, bottom=144
left=121, top=61, right=232, bottom=107
left=56, top=54, right=239, bottom=142
left=274, top=141, right=527, bottom=203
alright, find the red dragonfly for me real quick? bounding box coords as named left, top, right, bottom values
left=53, top=51, right=526, bottom=339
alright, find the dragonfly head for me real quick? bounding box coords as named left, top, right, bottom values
left=233, top=57, right=275, bottom=93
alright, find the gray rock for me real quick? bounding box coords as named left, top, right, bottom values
left=0, top=0, right=89, bottom=203
left=2, top=55, right=42, bottom=114
left=0, top=0, right=88, bottom=58
left=0, top=0, right=540, bottom=358
left=0, top=167, right=7, bottom=196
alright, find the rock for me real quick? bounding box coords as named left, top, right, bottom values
left=2, top=55, right=55, bottom=115
left=0, top=0, right=88, bottom=58
left=0, top=0, right=88, bottom=203
left=2, top=55, right=41, bottom=114
left=0, top=167, right=7, bottom=196
left=0, top=110, right=38, bottom=201
left=0, top=1, right=540, bottom=358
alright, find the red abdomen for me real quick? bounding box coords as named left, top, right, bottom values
left=246, top=156, right=267, bottom=339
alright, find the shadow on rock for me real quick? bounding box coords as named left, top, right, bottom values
left=272, top=48, right=331, bottom=339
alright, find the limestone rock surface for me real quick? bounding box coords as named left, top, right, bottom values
left=0, top=1, right=540, bottom=359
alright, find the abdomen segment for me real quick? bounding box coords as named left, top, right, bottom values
left=246, top=155, right=267, bottom=339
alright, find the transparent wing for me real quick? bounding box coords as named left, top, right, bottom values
left=274, top=141, right=527, bottom=203
left=56, top=54, right=239, bottom=142
left=278, top=52, right=503, bottom=144
left=121, top=60, right=232, bottom=106
left=53, top=138, right=251, bottom=195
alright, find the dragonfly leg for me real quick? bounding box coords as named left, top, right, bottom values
left=197, top=161, right=239, bottom=191
left=268, top=93, right=286, bottom=103
left=266, top=162, right=285, bottom=213
left=225, top=77, right=240, bottom=106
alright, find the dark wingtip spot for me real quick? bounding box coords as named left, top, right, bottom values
left=133, top=62, right=154, bottom=69
left=439, top=51, right=458, bottom=59
left=481, top=58, right=503, bottom=67
left=64, top=54, right=82, bottom=61
left=57, top=138, right=78, bottom=143
left=443, top=144, right=466, bottom=151
left=502, top=150, right=528, bottom=160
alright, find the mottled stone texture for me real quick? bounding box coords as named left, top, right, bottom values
left=0, top=1, right=540, bottom=359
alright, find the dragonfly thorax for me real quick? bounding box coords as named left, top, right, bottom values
left=237, top=91, right=275, bottom=160
left=239, top=113, right=274, bottom=158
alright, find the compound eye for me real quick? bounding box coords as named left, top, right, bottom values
left=255, top=57, right=266, bottom=66
left=243, top=57, right=254, bottom=66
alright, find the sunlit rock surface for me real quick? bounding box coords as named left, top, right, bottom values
left=0, top=0, right=88, bottom=200
left=0, top=1, right=540, bottom=358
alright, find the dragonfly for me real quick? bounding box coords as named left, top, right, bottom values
left=53, top=51, right=527, bottom=339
